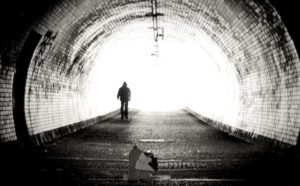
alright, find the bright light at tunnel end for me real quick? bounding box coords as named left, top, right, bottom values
left=85, top=31, right=239, bottom=115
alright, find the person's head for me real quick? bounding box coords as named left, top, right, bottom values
left=123, top=81, right=127, bottom=87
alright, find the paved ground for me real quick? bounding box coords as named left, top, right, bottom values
left=1, top=110, right=299, bottom=185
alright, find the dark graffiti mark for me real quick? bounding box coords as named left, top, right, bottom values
left=32, top=30, right=58, bottom=74
left=65, top=30, right=105, bottom=77
left=28, top=30, right=65, bottom=95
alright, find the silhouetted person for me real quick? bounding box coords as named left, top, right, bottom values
left=117, top=81, right=131, bottom=119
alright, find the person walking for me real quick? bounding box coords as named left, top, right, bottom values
left=117, top=81, right=131, bottom=119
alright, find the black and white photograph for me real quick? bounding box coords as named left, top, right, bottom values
left=0, top=0, right=299, bottom=185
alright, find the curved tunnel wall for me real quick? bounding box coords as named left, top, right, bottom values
left=0, top=0, right=299, bottom=153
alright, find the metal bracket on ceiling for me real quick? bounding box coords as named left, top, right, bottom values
left=147, top=0, right=164, bottom=58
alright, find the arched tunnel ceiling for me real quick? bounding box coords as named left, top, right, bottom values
left=56, top=0, right=243, bottom=77
left=1, top=0, right=299, bottom=81
left=24, top=0, right=297, bottom=86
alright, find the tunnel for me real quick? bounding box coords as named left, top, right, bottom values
left=1, top=0, right=300, bottom=185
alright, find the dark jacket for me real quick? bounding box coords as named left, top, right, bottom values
left=117, top=86, right=131, bottom=102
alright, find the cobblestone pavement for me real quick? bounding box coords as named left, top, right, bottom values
left=33, top=110, right=298, bottom=185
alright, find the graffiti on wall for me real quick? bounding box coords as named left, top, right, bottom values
left=32, top=30, right=58, bottom=74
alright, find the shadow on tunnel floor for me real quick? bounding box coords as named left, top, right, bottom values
left=1, top=142, right=300, bottom=185
left=0, top=142, right=43, bottom=185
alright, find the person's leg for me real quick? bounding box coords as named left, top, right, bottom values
left=124, top=101, right=128, bottom=119
left=120, top=101, right=124, bottom=119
